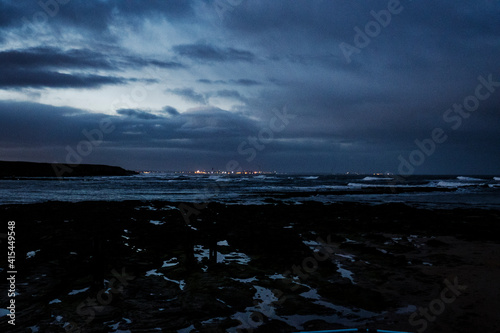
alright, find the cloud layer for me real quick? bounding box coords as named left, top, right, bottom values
left=0, top=0, right=499, bottom=173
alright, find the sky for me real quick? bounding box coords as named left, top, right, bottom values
left=0, top=0, right=499, bottom=174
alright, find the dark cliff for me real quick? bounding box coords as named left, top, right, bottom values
left=0, top=161, right=138, bottom=177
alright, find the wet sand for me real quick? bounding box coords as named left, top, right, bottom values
left=1, top=200, right=499, bottom=332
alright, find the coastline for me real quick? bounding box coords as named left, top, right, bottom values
left=1, top=200, right=499, bottom=332
left=0, top=161, right=138, bottom=178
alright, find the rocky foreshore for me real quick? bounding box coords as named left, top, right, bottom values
left=1, top=201, right=500, bottom=332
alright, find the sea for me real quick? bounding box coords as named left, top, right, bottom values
left=1, top=174, right=499, bottom=209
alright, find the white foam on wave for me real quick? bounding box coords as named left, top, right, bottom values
left=347, top=183, right=415, bottom=188
left=457, top=176, right=484, bottom=181
left=235, top=177, right=252, bottom=182
left=302, top=176, right=319, bottom=180
left=436, top=181, right=477, bottom=188
left=494, top=177, right=500, bottom=181
left=362, top=176, right=393, bottom=181
left=285, top=185, right=351, bottom=191
left=215, top=178, right=231, bottom=182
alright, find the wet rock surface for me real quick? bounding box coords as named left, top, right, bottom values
left=1, top=201, right=500, bottom=332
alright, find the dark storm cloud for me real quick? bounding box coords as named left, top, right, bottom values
left=0, top=47, right=184, bottom=73
left=0, top=100, right=250, bottom=140
left=123, top=57, right=186, bottom=70
left=0, top=102, right=266, bottom=169
left=0, top=47, right=183, bottom=89
left=0, top=1, right=18, bottom=28
left=0, top=69, right=126, bottom=89
left=0, top=47, right=114, bottom=70
left=0, top=0, right=194, bottom=34
left=0, top=101, right=97, bottom=146
left=0, top=0, right=499, bottom=173
left=173, top=43, right=255, bottom=62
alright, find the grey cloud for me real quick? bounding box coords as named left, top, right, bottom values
left=163, top=106, right=180, bottom=116
left=197, top=78, right=260, bottom=86
left=198, top=79, right=218, bottom=84
left=0, top=47, right=184, bottom=72
left=124, top=57, right=186, bottom=70
left=173, top=43, right=255, bottom=62
left=214, top=90, right=243, bottom=98
left=210, top=90, right=247, bottom=104
left=0, top=47, right=183, bottom=89
left=0, top=69, right=127, bottom=89
left=0, top=47, right=114, bottom=70
left=0, top=1, right=20, bottom=28
left=0, top=101, right=258, bottom=149
left=231, top=79, right=260, bottom=86
left=0, top=1, right=499, bottom=173
left=116, top=109, right=161, bottom=120
left=166, top=88, right=207, bottom=104
left=2, top=1, right=195, bottom=35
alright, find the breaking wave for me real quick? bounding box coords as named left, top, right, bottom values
left=456, top=176, right=484, bottom=182
left=362, top=177, right=393, bottom=181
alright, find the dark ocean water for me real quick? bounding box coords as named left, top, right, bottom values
left=1, top=174, right=499, bottom=209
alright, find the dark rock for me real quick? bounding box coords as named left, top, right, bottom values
left=0, top=160, right=137, bottom=177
